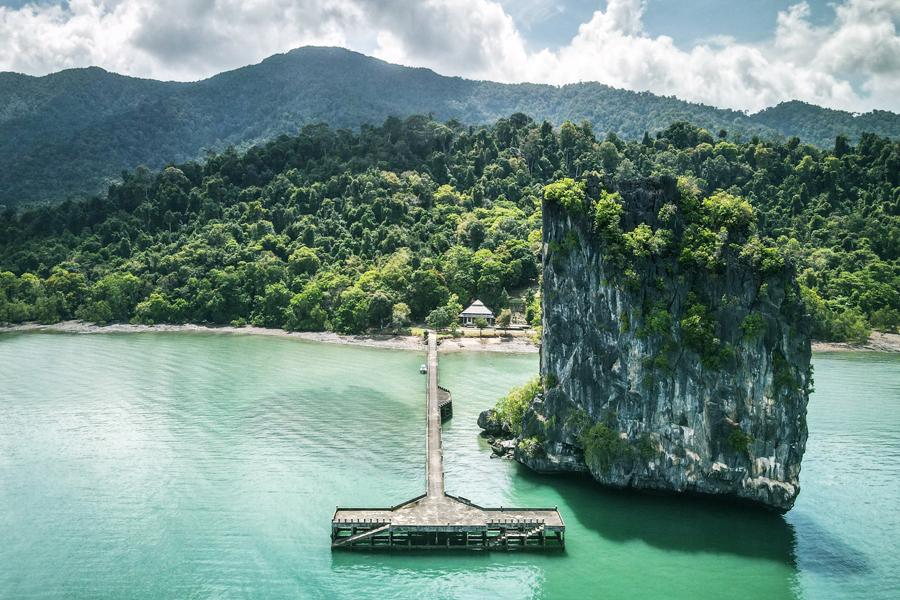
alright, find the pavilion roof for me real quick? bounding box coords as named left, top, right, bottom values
left=460, top=300, right=494, bottom=318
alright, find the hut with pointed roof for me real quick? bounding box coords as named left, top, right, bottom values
left=459, top=300, right=495, bottom=327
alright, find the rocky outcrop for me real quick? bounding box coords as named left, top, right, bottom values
left=476, top=408, right=507, bottom=436
left=515, top=175, right=812, bottom=511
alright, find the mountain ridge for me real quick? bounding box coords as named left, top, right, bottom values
left=2, top=46, right=899, bottom=208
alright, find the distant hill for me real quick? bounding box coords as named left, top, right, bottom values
left=2, top=46, right=899, bottom=208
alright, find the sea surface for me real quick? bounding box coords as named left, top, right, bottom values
left=0, top=331, right=897, bottom=599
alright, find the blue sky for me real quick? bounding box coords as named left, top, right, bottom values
left=0, top=1, right=898, bottom=113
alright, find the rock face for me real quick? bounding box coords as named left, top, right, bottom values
left=476, top=408, right=506, bottom=436
left=517, top=175, right=812, bottom=511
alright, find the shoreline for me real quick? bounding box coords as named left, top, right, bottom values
left=811, top=331, right=900, bottom=354
left=4, top=321, right=899, bottom=354
left=0, top=321, right=540, bottom=354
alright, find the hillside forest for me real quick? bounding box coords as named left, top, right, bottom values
left=1, top=114, right=898, bottom=343
left=3, top=46, right=900, bottom=209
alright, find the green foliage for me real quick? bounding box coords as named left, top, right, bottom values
left=288, top=247, right=320, bottom=276
left=601, top=408, right=618, bottom=427
left=680, top=302, right=716, bottom=353
left=740, top=236, right=785, bottom=277
left=3, top=107, right=900, bottom=347
left=518, top=436, right=543, bottom=459
left=801, top=286, right=872, bottom=343
left=624, top=223, right=655, bottom=258
left=525, top=295, right=541, bottom=328
left=496, top=309, right=512, bottom=329
left=493, top=376, right=542, bottom=436
left=6, top=50, right=900, bottom=210
left=870, top=308, right=900, bottom=333
left=566, top=409, right=658, bottom=471
left=134, top=293, right=177, bottom=325
left=593, top=190, right=624, bottom=244
left=543, top=372, right=559, bottom=390
left=426, top=307, right=453, bottom=330
left=545, top=179, right=588, bottom=214
left=0, top=116, right=550, bottom=332
left=680, top=301, right=731, bottom=369
left=678, top=192, right=760, bottom=273
left=773, top=350, right=800, bottom=395
left=444, top=294, right=464, bottom=322
left=701, top=193, right=757, bottom=233
left=565, top=408, right=592, bottom=432
left=679, top=225, right=724, bottom=271
left=623, top=269, right=641, bottom=293
left=548, top=230, right=580, bottom=260
left=727, top=429, right=755, bottom=454
left=740, top=313, right=766, bottom=340
left=582, top=423, right=629, bottom=473
left=635, top=434, right=659, bottom=461
left=638, top=303, right=672, bottom=338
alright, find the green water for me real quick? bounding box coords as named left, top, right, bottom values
left=0, top=332, right=897, bottom=599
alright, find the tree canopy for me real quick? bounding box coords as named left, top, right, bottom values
left=2, top=115, right=899, bottom=342
left=3, top=47, right=900, bottom=209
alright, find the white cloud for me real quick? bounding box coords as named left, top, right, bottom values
left=366, top=0, right=529, bottom=82
left=519, top=0, right=866, bottom=112
left=0, top=0, right=899, bottom=113
left=0, top=0, right=354, bottom=81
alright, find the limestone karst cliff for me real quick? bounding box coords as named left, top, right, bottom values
left=498, top=174, right=812, bottom=511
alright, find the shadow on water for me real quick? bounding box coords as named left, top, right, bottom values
left=327, top=464, right=803, bottom=564
left=787, top=512, right=871, bottom=577
left=516, top=464, right=874, bottom=579
left=513, top=465, right=800, bottom=566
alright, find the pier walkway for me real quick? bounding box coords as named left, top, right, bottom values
left=331, top=332, right=565, bottom=551
left=425, top=332, right=443, bottom=497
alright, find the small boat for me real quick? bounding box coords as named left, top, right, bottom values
left=420, top=364, right=427, bottom=373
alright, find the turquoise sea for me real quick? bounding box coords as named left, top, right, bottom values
left=0, top=331, right=897, bottom=599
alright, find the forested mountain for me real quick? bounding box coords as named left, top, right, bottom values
left=1, top=114, right=898, bottom=342
left=2, top=46, right=899, bottom=209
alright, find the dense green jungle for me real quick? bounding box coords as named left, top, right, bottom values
left=3, top=47, right=900, bottom=208
left=1, top=114, right=898, bottom=343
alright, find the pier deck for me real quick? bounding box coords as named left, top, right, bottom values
left=331, top=332, right=566, bottom=551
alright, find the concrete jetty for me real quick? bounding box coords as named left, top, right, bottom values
left=331, top=332, right=565, bottom=551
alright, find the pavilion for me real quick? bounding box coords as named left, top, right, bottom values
left=458, top=300, right=495, bottom=327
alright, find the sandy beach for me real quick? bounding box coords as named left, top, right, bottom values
left=5, top=320, right=899, bottom=354
left=811, top=331, right=900, bottom=353
left=0, top=321, right=541, bottom=354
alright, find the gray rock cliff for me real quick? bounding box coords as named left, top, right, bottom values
left=515, top=175, right=811, bottom=511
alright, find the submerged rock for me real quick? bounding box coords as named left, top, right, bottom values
left=518, top=175, right=811, bottom=512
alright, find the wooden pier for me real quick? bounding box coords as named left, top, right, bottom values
left=331, top=333, right=565, bottom=551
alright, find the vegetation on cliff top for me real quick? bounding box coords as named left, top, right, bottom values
left=1, top=114, right=899, bottom=343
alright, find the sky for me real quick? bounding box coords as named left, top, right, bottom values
left=0, top=0, right=898, bottom=114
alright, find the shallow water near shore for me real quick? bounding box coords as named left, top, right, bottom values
left=0, top=331, right=897, bottom=599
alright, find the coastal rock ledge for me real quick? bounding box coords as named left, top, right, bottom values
left=509, top=175, right=811, bottom=511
